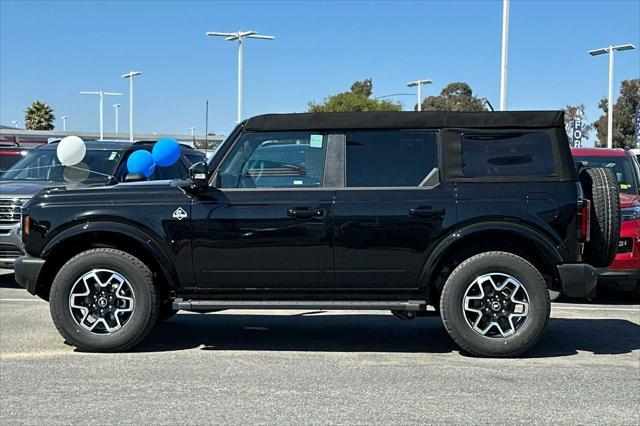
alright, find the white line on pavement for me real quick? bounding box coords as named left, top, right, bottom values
left=552, top=306, right=639, bottom=312
left=0, top=298, right=43, bottom=302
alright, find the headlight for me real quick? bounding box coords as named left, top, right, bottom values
left=621, top=206, right=640, bottom=221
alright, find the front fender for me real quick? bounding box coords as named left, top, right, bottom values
left=41, top=221, right=180, bottom=288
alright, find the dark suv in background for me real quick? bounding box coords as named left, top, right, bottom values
left=0, top=140, right=204, bottom=268
left=15, top=111, right=619, bottom=357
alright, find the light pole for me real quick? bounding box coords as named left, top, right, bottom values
left=206, top=31, right=275, bottom=123
left=11, top=120, right=19, bottom=128
left=499, top=0, right=509, bottom=111
left=61, top=116, right=69, bottom=132
left=122, top=71, right=142, bottom=142
left=588, top=44, right=636, bottom=149
left=189, top=127, right=195, bottom=137
left=113, top=104, right=121, bottom=134
left=80, top=91, right=123, bottom=140
left=406, top=80, right=433, bottom=111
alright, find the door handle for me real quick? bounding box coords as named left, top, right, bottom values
left=409, top=206, right=445, bottom=219
left=287, top=207, right=325, bottom=219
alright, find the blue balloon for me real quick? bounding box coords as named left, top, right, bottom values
left=152, top=138, right=181, bottom=167
left=127, top=149, right=155, bottom=177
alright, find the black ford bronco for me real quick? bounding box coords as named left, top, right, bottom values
left=15, top=111, right=620, bottom=357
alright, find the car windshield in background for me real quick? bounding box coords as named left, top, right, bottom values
left=0, top=148, right=122, bottom=184
left=574, top=156, right=639, bottom=195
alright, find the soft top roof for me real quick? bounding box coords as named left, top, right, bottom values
left=244, top=111, right=565, bottom=132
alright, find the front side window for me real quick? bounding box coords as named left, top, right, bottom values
left=461, top=132, right=555, bottom=178
left=217, top=131, right=327, bottom=188
left=346, top=130, right=437, bottom=187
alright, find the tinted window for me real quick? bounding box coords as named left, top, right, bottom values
left=185, top=152, right=206, bottom=165
left=154, top=161, right=187, bottom=180
left=346, top=130, right=437, bottom=187
left=217, top=131, right=327, bottom=188
left=461, top=132, right=555, bottom=177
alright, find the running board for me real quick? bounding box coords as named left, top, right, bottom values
left=172, top=299, right=426, bottom=311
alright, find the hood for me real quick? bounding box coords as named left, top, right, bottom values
left=0, top=181, right=63, bottom=198
left=620, top=192, right=640, bottom=209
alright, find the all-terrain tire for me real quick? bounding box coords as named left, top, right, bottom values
left=440, top=251, right=550, bottom=357
left=579, top=167, right=620, bottom=267
left=49, top=248, right=160, bottom=352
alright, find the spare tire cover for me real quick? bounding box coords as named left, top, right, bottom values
left=579, top=167, right=620, bottom=267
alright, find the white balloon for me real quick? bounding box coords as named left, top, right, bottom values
left=56, top=136, right=86, bottom=166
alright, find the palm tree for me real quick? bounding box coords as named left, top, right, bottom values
left=24, top=100, right=55, bottom=130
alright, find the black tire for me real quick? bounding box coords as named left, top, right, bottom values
left=49, top=248, right=160, bottom=352
left=440, top=251, right=550, bottom=357
left=579, top=167, right=620, bottom=267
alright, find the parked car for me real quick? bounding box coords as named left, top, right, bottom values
left=0, top=142, right=31, bottom=173
left=15, top=111, right=619, bottom=357
left=571, top=148, right=640, bottom=296
left=0, top=140, right=204, bottom=268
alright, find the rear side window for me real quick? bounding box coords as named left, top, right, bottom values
left=461, top=132, right=555, bottom=177
left=346, top=130, right=437, bottom=187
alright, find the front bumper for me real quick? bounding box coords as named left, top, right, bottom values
left=557, top=263, right=598, bottom=298
left=14, top=256, right=45, bottom=295
left=0, top=222, right=24, bottom=269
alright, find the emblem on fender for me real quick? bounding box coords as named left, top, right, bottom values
left=172, top=207, right=188, bottom=221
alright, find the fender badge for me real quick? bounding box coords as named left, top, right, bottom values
left=172, top=207, right=188, bottom=221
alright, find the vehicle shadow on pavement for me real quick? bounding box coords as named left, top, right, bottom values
left=0, top=273, right=21, bottom=289
left=135, top=314, right=640, bottom=357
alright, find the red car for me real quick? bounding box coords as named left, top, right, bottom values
left=572, top=148, right=640, bottom=297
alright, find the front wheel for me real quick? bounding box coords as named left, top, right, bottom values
left=440, top=251, right=550, bottom=357
left=49, top=248, right=160, bottom=352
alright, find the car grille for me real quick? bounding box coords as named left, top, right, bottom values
left=0, top=198, right=25, bottom=225
left=0, top=243, right=23, bottom=258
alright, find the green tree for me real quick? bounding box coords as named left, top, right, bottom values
left=563, top=104, right=593, bottom=142
left=24, top=100, right=55, bottom=130
left=420, top=82, right=489, bottom=112
left=308, top=79, right=402, bottom=113
left=593, top=79, right=639, bottom=148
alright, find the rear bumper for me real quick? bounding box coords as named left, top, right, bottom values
left=14, top=256, right=45, bottom=295
left=557, top=263, right=598, bottom=298
left=596, top=268, right=640, bottom=291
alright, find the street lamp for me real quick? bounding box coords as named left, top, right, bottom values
left=499, top=0, right=510, bottom=111
left=61, top=116, right=69, bottom=132
left=189, top=127, right=195, bottom=138
left=406, top=80, right=433, bottom=111
left=206, top=31, right=275, bottom=123
left=11, top=120, right=19, bottom=128
left=588, top=44, right=636, bottom=149
left=122, top=71, right=142, bottom=142
left=80, top=91, right=123, bottom=141
left=113, top=104, right=121, bottom=134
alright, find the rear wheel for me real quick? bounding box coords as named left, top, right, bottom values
left=440, top=251, right=550, bottom=357
left=49, top=248, right=159, bottom=352
left=579, top=167, right=620, bottom=267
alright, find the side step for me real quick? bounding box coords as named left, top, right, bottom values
left=173, top=299, right=426, bottom=311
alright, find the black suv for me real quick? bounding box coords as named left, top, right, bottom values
left=15, top=111, right=619, bottom=357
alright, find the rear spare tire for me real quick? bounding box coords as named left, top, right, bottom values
left=579, top=167, right=620, bottom=267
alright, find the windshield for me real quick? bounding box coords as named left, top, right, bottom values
left=0, top=148, right=122, bottom=184
left=574, top=155, right=640, bottom=195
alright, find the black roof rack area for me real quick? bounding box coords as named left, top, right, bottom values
left=243, top=111, right=565, bottom=132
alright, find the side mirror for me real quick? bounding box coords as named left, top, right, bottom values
left=189, top=162, right=209, bottom=189
left=124, top=173, right=146, bottom=183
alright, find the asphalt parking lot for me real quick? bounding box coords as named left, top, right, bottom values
left=0, top=269, right=638, bottom=425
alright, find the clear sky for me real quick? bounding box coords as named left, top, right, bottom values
left=1, top=0, right=639, bottom=143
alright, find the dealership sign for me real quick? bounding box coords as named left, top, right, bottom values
left=572, top=109, right=583, bottom=147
